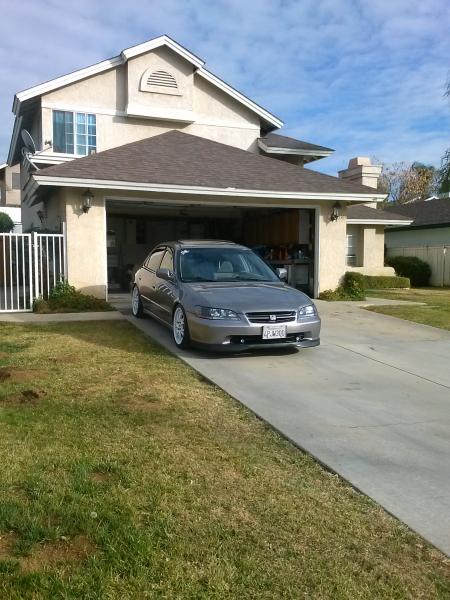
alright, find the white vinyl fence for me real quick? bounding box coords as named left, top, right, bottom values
left=386, top=245, right=449, bottom=287
left=0, top=230, right=66, bottom=312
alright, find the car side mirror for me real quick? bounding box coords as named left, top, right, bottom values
left=156, top=267, right=174, bottom=281
left=276, top=267, right=288, bottom=281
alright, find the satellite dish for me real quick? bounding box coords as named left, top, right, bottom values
left=21, top=129, right=36, bottom=155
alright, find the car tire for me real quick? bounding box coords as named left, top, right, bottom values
left=172, top=305, right=191, bottom=349
left=131, top=285, right=144, bottom=318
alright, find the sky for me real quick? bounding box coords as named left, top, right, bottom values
left=0, top=0, right=449, bottom=175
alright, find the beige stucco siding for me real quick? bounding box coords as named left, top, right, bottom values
left=63, top=187, right=107, bottom=298
left=39, top=46, right=261, bottom=156
left=317, top=203, right=347, bottom=291
left=0, top=163, right=21, bottom=207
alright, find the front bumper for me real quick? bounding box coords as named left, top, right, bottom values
left=187, top=312, right=321, bottom=352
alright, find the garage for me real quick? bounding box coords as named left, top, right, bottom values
left=105, top=201, right=317, bottom=296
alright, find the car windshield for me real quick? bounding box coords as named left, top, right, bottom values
left=178, top=247, right=280, bottom=283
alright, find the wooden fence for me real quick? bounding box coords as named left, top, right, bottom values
left=386, top=245, right=449, bottom=287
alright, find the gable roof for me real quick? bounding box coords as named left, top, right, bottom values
left=31, top=131, right=385, bottom=202
left=12, top=35, right=282, bottom=127
left=259, top=133, right=334, bottom=156
left=347, top=204, right=412, bottom=225
left=384, top=197, right=450, bottom=227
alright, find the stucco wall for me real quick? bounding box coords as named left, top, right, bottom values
left=386, top=226, right=450, bottom=247
left=39, top=46, right=261, bottom=156
left=63, top=187, right=107, bottom=298
left=317, top=203, right=347, bottom=291
left=0, top=163, right=21, bottom=207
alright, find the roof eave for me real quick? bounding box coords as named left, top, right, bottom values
left=31, top=173, right=386, bottom=203
left=258, top=140, right=333, bottom=157
left=347, top=218, right=414, bottom=226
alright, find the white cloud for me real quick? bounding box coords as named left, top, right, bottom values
left=0, top=0, right=449, bottom=174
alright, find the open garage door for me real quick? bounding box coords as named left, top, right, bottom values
left=105, top=201, right=317, bottom=297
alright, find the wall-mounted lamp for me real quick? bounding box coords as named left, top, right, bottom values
left=330, top=201, right=342, bottom=222
left=82, top=188, right=94, bottom=213
left=37, top=209, right=45, bottom=224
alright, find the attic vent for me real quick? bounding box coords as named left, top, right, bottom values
left=140, top=68, right=181, bottom=95
left=147, top=70, right=177, bottom=89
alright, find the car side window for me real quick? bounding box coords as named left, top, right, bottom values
left=145, top=248, right=165, bottom=272
left=159, top=248, right=174, bottom=273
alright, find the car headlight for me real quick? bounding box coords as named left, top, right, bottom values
left=195, top=306, right=240, bottom=320
left=298, top=304, right=316, bottom=318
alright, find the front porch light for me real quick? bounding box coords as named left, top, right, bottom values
left=37, top=208, right=45, bottom=224
left=330, top=201, right=341, bottom=222
left=82, top=188, right=94, bottom=213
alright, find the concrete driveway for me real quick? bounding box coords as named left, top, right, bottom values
left=118, top=296, right=450, bottom=555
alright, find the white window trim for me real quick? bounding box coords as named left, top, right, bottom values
left=52, top=109, right=97, bottom=157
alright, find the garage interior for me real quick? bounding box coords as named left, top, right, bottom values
left=106, top=201, right=316, bottom=296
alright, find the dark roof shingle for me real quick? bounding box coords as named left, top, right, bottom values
left=347, top=204, right=412, bottom=222
left=259, top=132, right=333, bottom=153
left=38, top=131, right=376, bottom=196
left=384, top=198, right=450, bottom=227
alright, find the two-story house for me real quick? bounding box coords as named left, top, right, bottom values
left=5, top=35, right=411, bottom=298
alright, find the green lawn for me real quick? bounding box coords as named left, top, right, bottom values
left=366, top=287, right=450, bottom=331
left=0, top=321, right=449, bottom=599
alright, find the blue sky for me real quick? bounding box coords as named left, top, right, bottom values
left=1, top=0, right=449, bottom=174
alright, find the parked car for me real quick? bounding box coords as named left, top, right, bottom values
left=132, top=240, right=321, bottom=351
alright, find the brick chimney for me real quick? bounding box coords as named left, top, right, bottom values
left=338, top=157, right=382, bottom=208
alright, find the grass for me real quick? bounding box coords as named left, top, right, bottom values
left=0, top=321, right=449, bottom=599
left=366, top=287, right=450, bottom=331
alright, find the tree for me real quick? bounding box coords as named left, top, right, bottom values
left=437, top=78, right=450, bottom=194
left=377, top=161, right=438, bottom=205
left=0, top=212, right=14, bottom=233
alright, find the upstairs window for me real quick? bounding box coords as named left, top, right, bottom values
left=53, top=110, right=96, bottom=155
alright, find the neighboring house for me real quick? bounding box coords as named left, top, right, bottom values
left=3, top=35, right=411, bottom=298
left=0, top=163, right=22, bottom=231
left=385, top=195, right=450, bottom=286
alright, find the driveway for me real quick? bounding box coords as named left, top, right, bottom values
left=116, top=295, right=450, bottom=555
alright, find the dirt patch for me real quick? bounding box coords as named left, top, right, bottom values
left=54, top=355, right=77, bottom=364
left=0, top=367, right=47, bottom=383
left=123, top=396, right=163, bottom=412
left=0, top=389, right=45, bottom=406
left=20, top=535, right=95, bottom=573
left=90, top=472, right=110, bottom=483
left=0, top=352, right=9, bottom=360
left=0, top=532, right=18, bottom=559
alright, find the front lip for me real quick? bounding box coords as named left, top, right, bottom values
left=186, top=311, right=321, bottom=348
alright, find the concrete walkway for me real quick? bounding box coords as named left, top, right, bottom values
left=115, top=295, right=450, bottom=555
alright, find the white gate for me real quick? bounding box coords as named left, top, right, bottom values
left=0, top=230, right=66, bottom=312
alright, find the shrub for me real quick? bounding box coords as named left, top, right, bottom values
left=33, top=280, right=113, bottom=313
left=341, top=272, right=366, bottom=300
left=361, top=275, right=410, bottom=289
left=319, top=272, right=365, bottom=301
left=386, top=256, right=431, bottom=286
left=0, top=212, right=14, bottom=233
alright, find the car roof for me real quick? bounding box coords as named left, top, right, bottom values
left=177, top=239, right=236, bottom=246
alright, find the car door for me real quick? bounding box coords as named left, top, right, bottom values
left=138, top=247, right=165, bottom=312
left=153, top=247, right=177, bottom=323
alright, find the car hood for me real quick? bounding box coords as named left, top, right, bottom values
left=186, top=282, right=313, bottom=312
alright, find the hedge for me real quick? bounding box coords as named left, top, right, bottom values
left=385, top=256, right=431, bottom=287
left=319, top=271, right=410, bottom=301
left=360, top=274, right=410, bottom=289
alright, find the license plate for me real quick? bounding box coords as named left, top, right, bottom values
left=262, top=324, right=287, bottom=339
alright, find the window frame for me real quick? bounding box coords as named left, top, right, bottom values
left=159, top=248, right=174, bottom=273
left=52, top=110, right=97, bottom=156
left=144, top=247, right=166, bottom=272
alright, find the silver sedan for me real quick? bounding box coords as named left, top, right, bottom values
left=132, top=240, right=321, bottom=351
